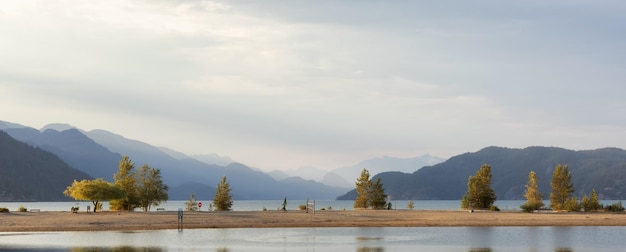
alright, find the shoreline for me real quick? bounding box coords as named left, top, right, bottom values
left=2, top=210, right=626, bottom=232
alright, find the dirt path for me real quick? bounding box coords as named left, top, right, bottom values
left=1, top=210, right=626, bottom=232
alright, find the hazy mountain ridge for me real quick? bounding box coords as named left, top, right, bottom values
left=328, top=154, right=445, bottom=187
left=337, top=146, right=626, bottom=201
left=0, top=120, right=348, bottom=200
left=0, top=130, right=92, bottom=201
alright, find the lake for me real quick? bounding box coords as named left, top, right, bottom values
left=0, top=199, right=566, bottom=212
left=1, top=226, right=626, bottom=251
left=3, top=200, right=626, bottom=251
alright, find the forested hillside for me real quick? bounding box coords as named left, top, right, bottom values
left=337, top=146, right=626, bottom=200
left=0, top=130, right=92, bottom=201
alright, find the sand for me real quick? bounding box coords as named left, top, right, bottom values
left=2, top=210, right=626, bottom=232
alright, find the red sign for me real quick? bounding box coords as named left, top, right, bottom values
left=198, top=202, right=202, bottom=208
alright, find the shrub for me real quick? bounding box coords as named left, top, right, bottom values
left=489, top=205, right=500, bottom=211
left=407, top=200, right=415, bottom=210
left=563, top=197, right=580, bottom=212
left=605, top=201, right=625, bottom=212
left=327, top=206, right=332, bottom=211
left=0, top=207, right=9, bottom=213
left=298, top=205, right=306, bottom=210
left=580, top=190, right=602, bottom=212
left=520, top=202, right=544, bottom=213
left=18, top=205, right=27, bottom=212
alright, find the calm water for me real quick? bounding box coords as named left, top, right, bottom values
left=3, top=200, right=625, bottom=251
left=1, top=226, right=626, bottom=251
left=0, top=200, right=563, bottom=212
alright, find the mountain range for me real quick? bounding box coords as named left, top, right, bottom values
left=0, top=121, right=352, bottom=200
left=337, top=146, right=626, bottom=201
left=0, top=130, right=91, bottom=201
left=5, top=119, right=625, bottom=203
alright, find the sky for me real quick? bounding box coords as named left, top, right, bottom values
left=1, top=0, right=625, bottom=171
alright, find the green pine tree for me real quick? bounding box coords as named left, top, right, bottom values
left=213, top=175, right=233, bottom=211
left=461, top=164, right=496, bottom=209
left=369, top=177, right=387, bottom=209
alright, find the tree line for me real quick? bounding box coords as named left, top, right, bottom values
left=460, top=163, right=624, bottom=212
left=64, top=155, right=238, bottom=212
left=64, top=156, right=168, bottom=212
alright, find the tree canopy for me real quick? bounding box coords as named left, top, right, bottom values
left=213, top=175, right=233, bottom=211
left=521, top=171, right=544, bottom=212
left=353, top=168, right=387, bottom=209
left=137, top=164, right=169, bottom=212
left=63, top=178, right=125, bottom=212
left=461, top=164, right=496, bottom=209
left=354, top=169, right=372, bottom=209
left=110, top=156, right=139, bottom=211
left=550, top=164, right=574, bottom=211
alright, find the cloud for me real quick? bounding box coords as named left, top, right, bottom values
left=1, top=0, right=625, bottom=170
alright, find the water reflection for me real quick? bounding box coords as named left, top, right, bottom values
left=468, top=248, right=491, bottom=252
left=554, top=248, right=573, bottom=252
left=70, top=247, right=164, bottom=252
left=357, top=247, right=384, bottom=252
left=2, top=227, right=626, bottom=251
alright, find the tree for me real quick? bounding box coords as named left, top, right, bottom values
left=407, top=200, right=415, bottom=210
left=521, top=171, right=544, bottom=212
left=64, top=178, right=126, bottom=213
left=110, top=156, right=139, bottom=211
left=137, top=164, right=169, bottom=212
left=185, top=193, right=198, bottom=211
left=282, top=197, right=287, bottom=211
left=550, top=164, right=574, bottom=211
left=581, top=189, right=602, bottom=212
left=461, top=164, right=496, bottom=209
left=369, top=177, right=388, bottom=209
left=213, top=175, right=233, bottom=211
left=354, top=169, right=372, bottom=209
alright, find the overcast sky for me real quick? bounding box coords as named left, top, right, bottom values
left=1, top=0, right=625, bottom=171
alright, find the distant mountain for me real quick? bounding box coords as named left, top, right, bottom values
left=0, top=130, right=92, bottom=201
left=320, top=172, right=351, bottom=188
left=329, top=155, right=445, bottom=187
left=0, top=120, right=349, bottom=200
left=337, top=146, right=626, bottom=200
left=2, top=125, right=123, bottom=180
left=190, top=153, right=236, bottom=166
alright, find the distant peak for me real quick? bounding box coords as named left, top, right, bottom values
left=0, top=120, right=29, bottom=129
left=41, top=123, right=76, bottom=132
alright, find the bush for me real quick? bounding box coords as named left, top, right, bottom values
left=327, top=206, right=332, bottom=211
left=520, top=202, right=544, bottom=213
left=0, top=207, right=9, bottom=213
left=580, top=190, right=602, bottom=212
left=298, top=205, right=306, bottom=210
left=489, top=205, right=500, bottom=211
left=18, top=205, right=27, bottom=212
left=407, top=200, right=414, bottom=210
left=563, top=197, right=580, bottom=212
left=605, top=201, right=625, bottom=212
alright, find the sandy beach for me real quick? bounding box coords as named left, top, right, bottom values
left=1, top=210, right=626, bottom=232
